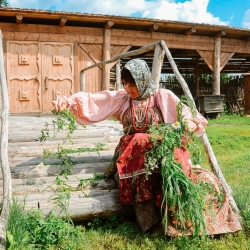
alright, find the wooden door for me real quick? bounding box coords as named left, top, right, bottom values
left=41, top=42, right=74, bottom=113
left=7, top=41, right=42, bottom=113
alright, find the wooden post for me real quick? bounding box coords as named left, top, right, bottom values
left=195, top=62, right=200, bottom=97
left=102, top=21, right=114, bottom=90
left=160, top=40, right=240, bottom=215
left=0, top=30, right=12, bottom=249
left=115, top=60, right=122, bottom=90
left=151, top=44, right=165, bottom=89
left=212, top=37, right=221, bottom=95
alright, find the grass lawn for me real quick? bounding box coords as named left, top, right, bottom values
left=7, top=114, right=250, bottom=250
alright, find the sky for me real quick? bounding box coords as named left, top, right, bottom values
left=6, top=0, right=250, bottom=29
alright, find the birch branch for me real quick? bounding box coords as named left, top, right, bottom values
left=0, top=30, right=12, bottom=249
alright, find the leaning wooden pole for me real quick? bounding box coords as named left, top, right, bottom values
left=0, top=30, right=12, bottom=249
left=160, top=40, right=240, bottom=215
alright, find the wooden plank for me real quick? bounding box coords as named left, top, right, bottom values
left=3, top=31, right=103, bottom=45
left=220, top=52, right=235, bottom=70
left=102, top=28, right=111, bottom=90
left=8, top=150, right=114, bottom=168
left=212, top=37, right=221, bottom=95
left=1, top=23, right=104, bottom=36
left=9, top=161, right=112, bottom=179
left=196, top=50, right=214, bottom=71
left=78, top=44, right=102, bottom=92
left=79, top=44, right=103, bottom=65
left=15, top=190, right=134, bottom=221
left=109, top=45, right=132, bottom=69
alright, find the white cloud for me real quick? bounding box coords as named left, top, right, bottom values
left=242, top=9, right=250, bottom=29
left=8, top=0, right=227, bottom=25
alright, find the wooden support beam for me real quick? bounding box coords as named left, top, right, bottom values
left=115, top=60, right=122, bottom=90
left=215, top=29, right=226, bottom=37
left=194, top=62, right=200, bottom=96
left=15, top=14, right=23, bottom=24
left=148, top=23, right=159, bottom=32
left=185, top=26, right=196, bottom=36
left=212, top=37, right=221, bottom=95
left=105, top=20, right=114, bottom=29
left=102, top=28, right=111, bottom=90
left=151, top=44, right=165, bottom=89
left=59, top=16, right=67, bottom=27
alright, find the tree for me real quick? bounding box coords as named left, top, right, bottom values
left=0, top=0, right=9, bottom=7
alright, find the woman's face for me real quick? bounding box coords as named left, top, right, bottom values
left=123, top=81, right=140, bottom=99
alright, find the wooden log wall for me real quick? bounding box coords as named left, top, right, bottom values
left=1, top=22, right=250, bottom=114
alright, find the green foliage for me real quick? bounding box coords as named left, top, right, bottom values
left=146, top=100, right=206, bottom=235
left=0, top=0, right=9, bottom=7
left=39, top=109, right=79, bottom=143
left=39, top=109, right=105, bottom=175
left=7, top=199, right=85, bottom=250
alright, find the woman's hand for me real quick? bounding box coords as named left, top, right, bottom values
left=52, top=96, right=69, bottom=112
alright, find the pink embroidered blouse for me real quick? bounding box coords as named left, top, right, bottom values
left=64, top=88, right=207, bottom=136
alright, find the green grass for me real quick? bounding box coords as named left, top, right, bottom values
left=6, top=114, right=250, bottom=250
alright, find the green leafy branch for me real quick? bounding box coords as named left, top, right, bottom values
left=145, top=96, right=206, bottom=236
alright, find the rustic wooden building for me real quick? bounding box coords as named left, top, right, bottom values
left=0, top=7, right=250, bottom=114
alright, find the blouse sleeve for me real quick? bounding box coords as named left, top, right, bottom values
left=156, top=89, right=208, bottom=137
left=64, top=90, right=129, bottom=125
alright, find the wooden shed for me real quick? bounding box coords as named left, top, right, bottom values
left=1, top=7, right=250, bottom=114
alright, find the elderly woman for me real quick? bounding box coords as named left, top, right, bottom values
left=53, top=59, right=241, bottom=236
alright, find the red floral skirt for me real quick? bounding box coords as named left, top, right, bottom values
left=116, top=133, right=242, bottom=235
left=116, top=133, right=192, bottom=205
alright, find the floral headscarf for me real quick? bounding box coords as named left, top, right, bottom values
left=123, top=59, right=156, bottom=100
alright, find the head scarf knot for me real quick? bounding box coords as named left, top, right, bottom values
left=123, top=59, right=156, bottom=100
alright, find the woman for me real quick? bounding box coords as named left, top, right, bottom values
left=53, top=59, right=241, bottom=236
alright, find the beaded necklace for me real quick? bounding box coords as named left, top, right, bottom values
left=131, top=97, right=151, bottom=131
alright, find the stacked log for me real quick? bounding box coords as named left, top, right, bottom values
left=2, top=116, right=134, bottom=221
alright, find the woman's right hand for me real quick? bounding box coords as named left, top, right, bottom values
left=52, top=96, right=69, bottom=112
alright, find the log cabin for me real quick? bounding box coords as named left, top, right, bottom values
left=0, top=7, right=250, bottom=114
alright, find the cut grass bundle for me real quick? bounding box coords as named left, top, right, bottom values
left=146, top=122, right=206, bottom=236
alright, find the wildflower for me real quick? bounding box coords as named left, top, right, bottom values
left=172, top=121, right=181, bottom=130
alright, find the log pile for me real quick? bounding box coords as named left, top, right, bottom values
left=2, top=115, right=134, bottom=221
